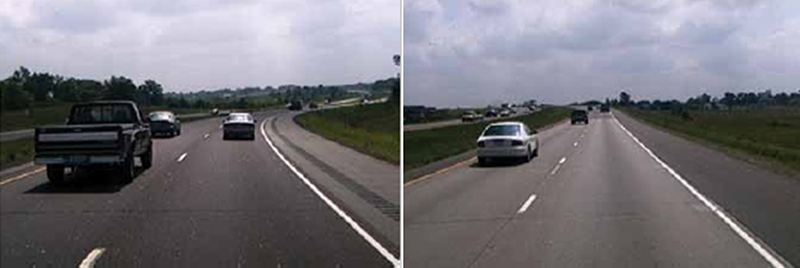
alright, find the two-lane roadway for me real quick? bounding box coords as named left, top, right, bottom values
left=1, top=109, right=397, bottom=267
left=404, top=111, right=796, bottom=267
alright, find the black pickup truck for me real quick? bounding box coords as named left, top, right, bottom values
left=35, top=101, right=153, bottom=184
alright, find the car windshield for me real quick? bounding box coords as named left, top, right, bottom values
left=572, top=110, right=587, bottom=116
left=69, top=104, right=136, bottom=124
left=483, top=125, right=520, bottom=136
left=149, top=113, right=173, bottom=121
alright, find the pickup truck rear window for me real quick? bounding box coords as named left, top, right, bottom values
left=70, top=105, right=136, bottom=124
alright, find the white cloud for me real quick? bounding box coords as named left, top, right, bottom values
left=0, top=0, right=400, bottom=92
left=404, top=0, right=800, bottom=107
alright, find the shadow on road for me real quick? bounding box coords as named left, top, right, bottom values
left=24, top=167, right=144, bottom=194
left=469, top=158, right=532, bottom=168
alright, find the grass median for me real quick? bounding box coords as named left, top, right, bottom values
left=404, top=107, right=571, bottom=171
left=294, top=103, right=400, bottom=164
left=619, top=106, right=800, bottom=173
left=0, top=138, right=34, bottom=171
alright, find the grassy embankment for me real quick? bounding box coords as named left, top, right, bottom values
left=295, top=103, right=400, bottom=164
left=405, top=108, right=486, bottom=125
left=620, top=106, right=800, bottom=173
left=404, top=107, right=571, bottom=171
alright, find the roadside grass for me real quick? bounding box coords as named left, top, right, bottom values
left=620, top=106, right=800, bottom=173
left=404, top=107, right=572, bottom=171
left=0, top=138, right=34, bottom=170
left=295, top=103, right=400, bottom=164
left=405, top=108, right=484, bottom=125
left=1, top=104, right=209, bottom=132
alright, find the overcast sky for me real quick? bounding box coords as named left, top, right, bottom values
left=0, top=0, right=400, bottom=92
left=404, top=0, right=800, bottom=107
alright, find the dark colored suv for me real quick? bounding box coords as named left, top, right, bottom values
left=571, top=110, right=589, bottom=125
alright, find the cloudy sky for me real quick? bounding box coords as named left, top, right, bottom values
left=0, top=0, right=400, bottom=92
left=404, top=0, right=800, bottom=107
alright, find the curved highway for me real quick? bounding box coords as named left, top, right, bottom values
left=1, top=109, right=399, bottom=267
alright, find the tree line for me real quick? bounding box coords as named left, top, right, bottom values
left=0, top=66, right=164, bottom=111
left=1, top=66, right=399, bottom=111
left=614, top=89, right=800, bottom=110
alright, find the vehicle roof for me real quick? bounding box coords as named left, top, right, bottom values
left=76, top=100, right=137, bottom=106
left=487, top=121, right=523, bottom=126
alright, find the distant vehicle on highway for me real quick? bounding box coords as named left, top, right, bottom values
left=287, top=100, right=303, bottom=111
left=485, top=109, right=498, bottom=118
left=309, top=102, right=319, bottom=109
left=223, top=113, right=256, bottom=140
left=571, top=110, right=589, bottom=125
left=500, top=109, right=512, bottom=117
left=461, top=111, right=483, bottom=122
left=35, top=101, right=152, bottom=184
left=600, top=104, right=610, bottom=113
left=476, top=121, right=539, bottom=166
left=149, top=111, right=181, bottom=137
left=218, top=110, right=232, bottom=116
left=587, top=106, right=594, bottom=111
left=211, top=108, right=219, bottom=115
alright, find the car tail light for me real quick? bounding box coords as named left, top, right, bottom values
left=477, top=141, right=485, bottom=148
left=511, top=140, right=523, bottom=146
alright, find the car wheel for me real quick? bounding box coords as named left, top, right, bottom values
left=478, top=157, right=487, bottom=166
left=177, top=129, right=181, bottom=135
left=223, top=133, right=229, bottom=140
left=141, top=144, right=153, bottom=169
left=533, top=143, right=539, bottom=157
left=46, top=165, right=65, bottom=185
left=119, top=151, right=135, bottom=183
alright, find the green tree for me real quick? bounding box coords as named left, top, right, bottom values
left=104, top=76, right=137, bottom=101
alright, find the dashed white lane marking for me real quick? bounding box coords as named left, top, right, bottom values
left=558, top=157, right=566, bottom=164
left=0, top=167, right=45, bottom=186
left=259, top=120, right=400, bottom=267
left=203, top=133, right=210, bottom=139
left=550, top=164, right=561, bottom=176
left=573, top=142, right=578, bottom=147
left=177, top=153, right=188, bottom=162
left=517, top=194, right=538, bottom=214
left=612, top=114, right=788, bottom=268
left=79, top=248, right=106, bottom=268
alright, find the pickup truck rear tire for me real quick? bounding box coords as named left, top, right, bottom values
left=46, top=165, right=65, bottom=185
left=119, top=152, right=135, bottom=183
left=141, top=144, right=153, bottom=169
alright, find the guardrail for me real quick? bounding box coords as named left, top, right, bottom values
left=0, top=113, right=213, bottom=142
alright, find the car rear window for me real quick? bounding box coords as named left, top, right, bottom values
left=149, top=112, right=173, bottom=121
left=483, top=125, right=520, bottom=136
left=70, top=104, right=136, bottom=124
left=572, top=110, right=587, bottom=115
left=228, top=114, right=251, bottom=122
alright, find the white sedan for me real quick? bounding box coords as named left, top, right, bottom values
left=223, top=113, right=256, bottom=140
left=476, top=121, right=539, bottom=165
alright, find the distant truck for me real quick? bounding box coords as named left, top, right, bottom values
left=34, top=101, right=153, bottom=184
left=287, top=100, right=304, bottom=111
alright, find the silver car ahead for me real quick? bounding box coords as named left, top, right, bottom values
left=476, top=121, right=539, bottom=165
left=223, top=113, right=256, bottom=140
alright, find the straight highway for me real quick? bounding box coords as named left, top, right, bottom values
left=404, top=111, right=799, bottom=267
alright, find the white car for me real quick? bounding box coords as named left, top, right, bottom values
left=223, top=113, right=256, bottom=140
left=476, top=121, right=539, bottom=165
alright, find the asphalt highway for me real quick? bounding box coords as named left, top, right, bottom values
left=404, top=111, right=798, bottom=267
left=1, top=109, right=398, bottom=267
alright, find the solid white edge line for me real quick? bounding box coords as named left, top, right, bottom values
left=177, top=153, right=188, bottom=162
left=259, top=120, right=400, bottom=267
left=79, top=248, right=106, bottom=268
left=558, top=157, right=566, bottom=164
left=517, top=194, right=538, bottom=214
left=612, top=114, right=787, bottom=268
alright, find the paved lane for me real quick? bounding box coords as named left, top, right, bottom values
left=404, top=112, right=792, bottom=267
left=1, top=110, right=394, bottom=267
